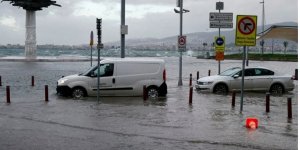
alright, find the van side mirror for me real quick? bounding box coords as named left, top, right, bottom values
left=90, top=72, right=96, bottom=77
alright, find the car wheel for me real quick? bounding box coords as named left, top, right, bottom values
left=270, top=84, right=284, bottom=95
left=147, top=87, right=159, bottom=99
left=213, top=83, right=228, bottom=95
left=72, top=87, right=86, bottom=99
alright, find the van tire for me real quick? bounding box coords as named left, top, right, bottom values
left=147, top=86, right=159, bottom=99
left=72, top=87, right=87, bottom=99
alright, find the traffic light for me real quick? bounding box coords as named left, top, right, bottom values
left=96, top=18, right=101, bottom=30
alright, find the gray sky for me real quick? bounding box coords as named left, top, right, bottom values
left=0, top=0, right=298, bottom=45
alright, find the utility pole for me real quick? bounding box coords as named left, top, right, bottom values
left=260, top=0, right=265, bottom=59
left=120, top=0, right=126, bottom=58
left=178, top=0, right=183, bottom=86
left=174, top=0, right=189, bottom=86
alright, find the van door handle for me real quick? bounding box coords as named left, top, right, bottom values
left=112, top=78, right=115, bottom=84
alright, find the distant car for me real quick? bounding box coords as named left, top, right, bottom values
left=195, top=67, right=295, bottom=95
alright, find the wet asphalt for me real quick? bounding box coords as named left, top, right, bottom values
left=0, top=57, right=298, bottom=150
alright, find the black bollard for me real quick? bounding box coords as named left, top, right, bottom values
left=31, top=76, right=34, bottom=86
left=0, top=76, right=2, bottom=86
left=208, top=70, right=211, bottom=76
left=143, top=85, right=147, bottom=101
left=287, top=97, right=292, bottom=119
left=266, top=93, right=270, bottom=113
left=196, top=71, right=199, bottom=80
left=295, top=69, right=298, bottom=80
left=6, top=86, right=10, bottom=103
left=232, top=91, right=236, bottom=107
left=45, top=85, right=49, bottom=102
left=189, top=73, right=192, bottom=87
left=189, top=86, right=193, bottom=104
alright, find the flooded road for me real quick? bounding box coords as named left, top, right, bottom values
left=0, top=57, right=297, bottom=150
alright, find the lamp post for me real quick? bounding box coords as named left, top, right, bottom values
left=174, top=0, right=189, bottom=86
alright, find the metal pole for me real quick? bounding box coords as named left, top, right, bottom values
left=121, top=0, right=125, bottom=58
left=178, top=0, right=183, bottom=86
left=218, top=8, right=221, bottom=74
left=97, top=48, right=100, bottom=103
left=90, top=46, right=93, bottom=67
left=246, top=46, right=249, bottom=66
left=240, top=46, right=246, bottom=112
left=261, top=0, right=265, bottom=58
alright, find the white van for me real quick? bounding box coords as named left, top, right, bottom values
left=56, top=58, right=167, bottom=98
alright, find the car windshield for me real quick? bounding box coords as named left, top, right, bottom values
left=220, top=67, right=241, bottom=76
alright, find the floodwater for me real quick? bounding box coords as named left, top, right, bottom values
left=0, top=57, right=297, bottom=150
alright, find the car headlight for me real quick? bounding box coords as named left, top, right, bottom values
left=58, top=78, right=68, bottom=85
left=198, top=81, right=213, bottom=85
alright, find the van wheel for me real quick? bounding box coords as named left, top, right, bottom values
left=72, top=87, right=86, bottom=99
left=147, top=87, right=158, bottom=99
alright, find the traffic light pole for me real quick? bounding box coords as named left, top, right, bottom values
left=96, top=18, right=103, bottom=103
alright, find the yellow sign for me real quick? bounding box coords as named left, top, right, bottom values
left=235, top=15, right=257, bottom=46
left=215, top=36, right=225, bottom=52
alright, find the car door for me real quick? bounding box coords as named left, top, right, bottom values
left=251, top=68, right=273, bottom=91
left=230, top=69, right=254, bottom=91
left=89, top=63, right=115, bottom=96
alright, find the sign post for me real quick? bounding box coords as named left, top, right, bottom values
left=235, top=15, right=257, bottom=112
left=89, top=31, right=94, bottom=67
left=209, top=2, right=233, bottom=74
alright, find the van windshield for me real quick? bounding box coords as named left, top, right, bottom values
left=79, top=66, right=96, bottom=76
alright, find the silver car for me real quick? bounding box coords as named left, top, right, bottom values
left=195, top=67, right=295, bottom=95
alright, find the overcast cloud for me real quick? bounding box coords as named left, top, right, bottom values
left=0, top=0, right=298, bottom=45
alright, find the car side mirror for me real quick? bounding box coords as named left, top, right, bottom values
left=233, top=74, right=239, bottom=78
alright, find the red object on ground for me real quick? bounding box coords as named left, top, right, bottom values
left=246, top=117, right=258, bottom=129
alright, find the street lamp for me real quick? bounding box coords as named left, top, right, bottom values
left=260, top=0, right=265, bottom=59
left=174, top=0, right=190, bottom=86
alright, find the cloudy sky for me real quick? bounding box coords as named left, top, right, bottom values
left=0, top=0, right=298, bottom=45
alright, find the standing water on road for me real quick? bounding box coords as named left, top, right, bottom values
left=0, top=55, right=297, bottom=150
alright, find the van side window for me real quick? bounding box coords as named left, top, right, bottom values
left=92, top=63, right=114, bottom=77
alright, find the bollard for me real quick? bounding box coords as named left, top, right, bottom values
left=266, top=93, right=270, bottom=113
left=196, top=71, right=199, bottom=80
left=31, top=76, right=34, bottom=86
left=189, top=73, right=192, bottom=87
left=45, top=85, right=49, bottom=102
left=143, top=85, right=147, bottom=101
left=295, top=69, right=298, bottom=80
left=208, top=70, right=211, bottom=76
left=6, top=86, right=10, bottom=103
left=189, top=86, right=193, bottom=104
left=0, top=75, right=2, bottom=86
left=287, top=97, right=292, bottom=119
left=231, top=91, right=236, bottom=107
